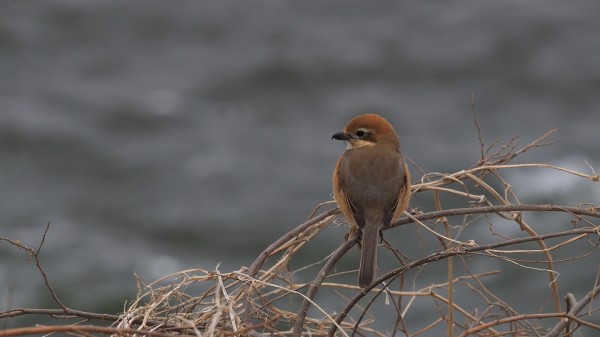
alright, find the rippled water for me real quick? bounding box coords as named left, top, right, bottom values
left=1, top=0, right=599, bottom=332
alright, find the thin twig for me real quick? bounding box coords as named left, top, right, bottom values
left=544, top=285, right=600, bottom=337
left=390, top=204, right=600, bottom=229
left=471, top=91, right=485, bottom=163
left=459, top=312, right=600, bottom=337
left=291, top=236, right=357, bottom=337
left=0, top=324, right=198, bottom=337
left=329, top=225, right=600, bottom=337
left=33, top=222, right=68, bottom=311
left=242, top=208, right=339, bottom=323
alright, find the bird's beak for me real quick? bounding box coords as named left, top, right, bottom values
left=332, top=131, right=350, bottom=141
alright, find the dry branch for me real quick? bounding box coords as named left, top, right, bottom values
left=544, top=285, right=600, bottom=337
left=1, top=128, right=600, bottom=337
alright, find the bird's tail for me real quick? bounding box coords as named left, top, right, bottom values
left=359, top=226, right=378, bottom=288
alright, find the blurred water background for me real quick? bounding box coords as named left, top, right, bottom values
left=1, top=0, right=600, bottom=333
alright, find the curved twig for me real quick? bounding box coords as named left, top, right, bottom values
left=458, top=311, right=600, bottom=337
left=0, top=324, right=196, bottom=337
left=390, top=204, right=600, bottom=229
left=291, top=234, right=358, bottom=337
left=544, top=285, right=600, bottom=337
left=242, top=208, right=339, bottom=322
left=328, top=225, right=600, bottom=337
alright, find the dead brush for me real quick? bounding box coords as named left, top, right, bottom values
left=2, top=123, right=600, bottom=337
left=107, top=128, right=600, bottom=337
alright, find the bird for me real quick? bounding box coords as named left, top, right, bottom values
left=332, top=114, right=411, bottom=288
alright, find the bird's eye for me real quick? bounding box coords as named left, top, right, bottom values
left=355, top=130, right=367, bottom=139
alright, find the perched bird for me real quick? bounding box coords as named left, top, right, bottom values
left=332, top=114, right=411, bottom=288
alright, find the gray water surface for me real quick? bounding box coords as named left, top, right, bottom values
left=1, top=0, right=599, bottom=333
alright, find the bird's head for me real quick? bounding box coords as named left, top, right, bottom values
left=332, top=114, right=400, bottom=151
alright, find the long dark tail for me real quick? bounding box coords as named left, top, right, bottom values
left=359, top=226, right=379, bottom=288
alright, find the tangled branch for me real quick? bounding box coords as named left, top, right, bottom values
left=1, top=127, right=599, bottom=337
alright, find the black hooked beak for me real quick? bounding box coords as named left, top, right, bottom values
left=332, top=131, right=350, bottom=141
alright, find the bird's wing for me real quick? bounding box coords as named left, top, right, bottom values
left=346, top=188, right=366, bottom=229
left=336, top=155, right=366, bottom=229
left=389, top=157, right=411, bottom=224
